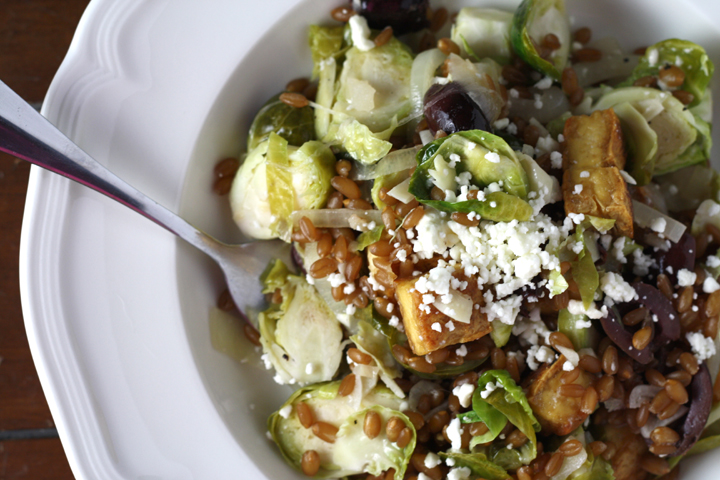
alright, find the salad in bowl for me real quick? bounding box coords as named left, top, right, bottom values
left=211, top=0, right=720, bottom=478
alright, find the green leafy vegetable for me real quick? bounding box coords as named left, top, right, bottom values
left=468, top=370, right=541, bottom=461
left=350, top=319, right=404, bottom=397
left=619, top=39, right=714, bottom=108
left=439, top=452, right=511, bottom=480
left=308, top=25, right=345, bottom=78
left=408, top=131, right=533, bottom=222
left=258, top=264, right=344, bottom=384
left=268, top=383, right=413, bottom=479
left=247, top=93, right=315, bottom=151
left=451, top=7, right=514, bottom=63
left=490, top=319, right=515, bottom=348
left=325, top=118, right=396, bottom=165
left=558, top=308, right=598, bottom=350
left=510, top=0, right=570, bottom=79
left=355, top=225, right=385, bottom=252
left=230, top=134, right=336, bottom=240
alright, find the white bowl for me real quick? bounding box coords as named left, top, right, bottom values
left=19, top=0, right=720, bottom=478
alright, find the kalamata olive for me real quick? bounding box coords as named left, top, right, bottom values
left=351, top=0, right=429, bottom=35
left=600, top=306, right=655, bottom=364
left=634, top=283, right=681, bottom=348
left=291, top=244, right=307, bottom=276
left=675, top=363, right=712, bottom=456
left=423, top=82, right=492, bottom=135
left=655, top=232, right=696, bottom=284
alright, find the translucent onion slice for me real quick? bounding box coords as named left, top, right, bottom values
left=508, top=86, right=570, bottom=124
left=290, top=209, right=382, bottom=230
left=632, top=200, right=687, bottom=243
left=640, top=406, right=689, bottom=439
left=351, top=146, right=420, bottom=181
left=628, top=384, right=662, bottom=409
left=409, top=48, right=448, bottom=123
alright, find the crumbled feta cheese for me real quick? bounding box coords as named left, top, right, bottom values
left=456, top=344, right=467, bottom=357
left=348, top=15, right=376, bottom=51
left=447, top=467, right=472, bottom=480
left=579, top=171, right=590, bottom=178
left=687, top=332, right=717, bottom=362
left=485, top=152, right=501, bottom=163
left=708, top=256, right=720, bottom=268
left=567, top=300, right=607, bottom=319
left=677, top=269, right=697, bottom=287
left=278, top=405, right=292, bottom=418
left=446, top=418, right=464, bottom=450
left=527, top=345, right=556, bottom=370
left=480, top=381, right=498, bottom=399
left=704, top=275, right=720, bottom=293
left=424, top=452, right=441, bottom=469
left=576, top=319, right=593, bottom=329
left=453, top=383, right=476, bottom=408
left=573, top=184, right=584, bottom=194
left=431, top=322, right=442, bottom=332
left=550, top=151, right=563, bottom=169
left=601, top=272, right=638, bottom=303
left=563, top=360, right=575, bottom=371
left=493, top=118, right=510, bottom=130
left=650, top=217, right=667, bottom=233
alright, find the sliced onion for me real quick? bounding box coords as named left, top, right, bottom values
left=351, top=146, right=420, bottom=181
left=628, top=384, right=662, bottom=409
left=409, top=48, right=448, bottom=123
left=290, top=209, right=382, bottom=230
left=641, top=406, right=689, bottom=439
left=632, top=200, right=687, bottom=243
left=556, top=346, right=579, bottom=368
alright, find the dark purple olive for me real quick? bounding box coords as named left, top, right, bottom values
left=423, top=82, right=492, bottom=135
left=291, top=244, right=307, bottom=276
left=675, top=363, right=713, bottom=456
left=351, top=0, right=429, bottom=35
left=599, top=307, right=655, bottom=364
left=634, top=283, right=681, bottom=348
left=655, top=232, right=696, bottom=284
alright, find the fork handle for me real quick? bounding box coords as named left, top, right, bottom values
left=0, top=79, right=223, bottom=258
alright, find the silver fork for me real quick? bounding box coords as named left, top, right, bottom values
left=1, top=79, right=289, bottom=316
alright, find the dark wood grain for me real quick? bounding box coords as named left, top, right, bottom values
left=0, top=0, right=92, bottom=478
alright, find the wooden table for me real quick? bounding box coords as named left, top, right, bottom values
left=0, top=1, right=91, bottom=478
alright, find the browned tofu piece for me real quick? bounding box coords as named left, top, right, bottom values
left=527, top=356, right=595, bottom=436
left=563, top=167, right=634, bottom=238
left=601, top=426, right=649, bottom=480
left=563, top=109, right=626, bottom=171
left=395, top=276, right=491, bottom=356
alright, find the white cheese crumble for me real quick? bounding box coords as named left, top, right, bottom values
left=677, top=269, right=697, bottom=287
left=579, top=170, right=590, bottom=178
left=453, top=383, right=476, bottom=408
left=424, top=452, right=441, bottom=469
left=485, top=151, right=501, bottom=163
left=305, top=363, right=314, bottom=375
left=446, top=418, right=464, bottom=450
left=650, top=217, right=667, bottom=233
left=535, top=76, right=553, bottom=89
left=567, top=300, right=608, bottom=319
left=418, top=474, right=432, bottom=480
left=550, top=151, right=563, bottom=169
left=448, top=467, right=472, bottom=480
left=573, top=184, right=584, bottom=194
left=687, top=332, right=717, bottom=362
left=601, top=272, right=638, bottom=303
left=527, top=345, right=556, bottom=370
left=707, top=256, right=720, bottom=268
left=348, top=15, right=376, bottom=51
left=704, top=275, right=720, bottom=293
left=480, top=381, right=498, bottom=399
left=278, top=405, right=292, bottom=419
left=456, top=344, right=467, bottom=357
left=431, top=322, right=442, bottom=332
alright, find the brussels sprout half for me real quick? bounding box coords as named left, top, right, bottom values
left=593, top=87, right=710, bottom=177
left=230, top=134, right=336, bottom=240
left=268, top=382, right=414, bottom=479
left=258, top=264, right=345, bottom=385
left=247, top=93, right=315, bottom=151
left=451, top=7, right=514, bottom=64
left=408, top=130, right=533, bottom=222
left=510, top=0, right=570, bottom=80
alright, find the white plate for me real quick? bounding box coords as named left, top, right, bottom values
left=19, top=0, right=720, bottom=478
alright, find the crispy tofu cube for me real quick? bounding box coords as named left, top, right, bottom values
left=563, top=109, right=626, bottom=171
left=395, top=276, right=491, bottom=356
left=601, top=426, right=649, bottom=480
left=563, top=167, right=634, bottom=238
left=527, top=356, right=595, bottom=436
